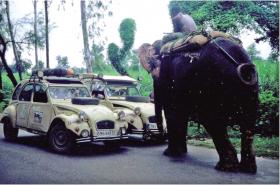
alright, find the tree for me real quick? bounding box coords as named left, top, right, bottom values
left=80, top=0, right=93, bottom=73
left=32, top=60, right=44, bottom=71
left=168, top=1, right=279, bottom=53
left=72, top=67, right=86, bottom=74
left=124, top=51, right=139, bottom=71
left=56, top=55, right=69, bottom=69
left=91, top=43, right=107, bottom=71
left=45, top=0, right=50, bottom=68
left=247, top=43, right=261, bottom=61
left=108, top=18, right=136, bottom=76
left=5, top=1, right=23, bottom=80
left=267, top=51, right=279, bottom=62
left=80, top=0, right=112, bottom=73
left=34, top=0, right=39, bottom=69
left=0, top=35, right=17, bottom=87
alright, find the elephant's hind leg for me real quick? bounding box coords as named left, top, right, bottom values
left=239, top=128, right=257, bottom=174
left=203, top=123, right=239, bottom=172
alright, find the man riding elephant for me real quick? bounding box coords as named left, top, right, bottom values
left=137, top=12, right=259, bottom=173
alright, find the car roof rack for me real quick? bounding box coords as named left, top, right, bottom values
left=30, top=68, right=78, bottom=82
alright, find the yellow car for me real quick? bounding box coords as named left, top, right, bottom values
left=1, top=69, right=128, bottom=153
left=82, top=74, right=167, bottom=141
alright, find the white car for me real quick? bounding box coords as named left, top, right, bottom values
left=82, top=74, right=167, bottom=141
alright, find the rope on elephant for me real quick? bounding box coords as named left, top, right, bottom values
left=160, top=30, right=242, bottom=55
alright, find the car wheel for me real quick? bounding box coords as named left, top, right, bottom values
left=48, top=124, right=74, bottom=153
left=104, top=140, right=121, bottom=149
left=3, top=119, right=18, bottom=142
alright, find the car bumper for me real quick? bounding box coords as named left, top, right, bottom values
left=128, top=128, right=162, bottom=140
left=76, top=134, right=128, bottom=144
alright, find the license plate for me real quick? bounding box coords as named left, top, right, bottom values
left=148, top=123, right=158, bottom=130
left=96, top=130, right=116, bottom=137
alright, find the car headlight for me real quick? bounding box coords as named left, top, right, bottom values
left=81, top=129, right=90, bottom=138
left=134, top=107, right=141, bottom=116
left=79, top=111, right=88, bottom=122
left=120, top=127, right=126, bottom=135
left=118, top=111, right=126, bottom=121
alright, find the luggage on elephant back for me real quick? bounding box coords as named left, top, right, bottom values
left=160, top=30, right=242, bottom=55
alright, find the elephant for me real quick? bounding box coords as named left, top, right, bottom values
left=137, top=34, right=259, bottom=174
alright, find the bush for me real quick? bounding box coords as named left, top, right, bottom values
left=256, top=90, right=279, bottom=136
left=254, top=60, right=279, bottom=96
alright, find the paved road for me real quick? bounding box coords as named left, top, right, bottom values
left=0, top=125, right=278, bottom=184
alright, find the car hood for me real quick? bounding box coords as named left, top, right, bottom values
left=110, top=100, right=155, bottom=117
left=53, top=101, right=116, bottom=122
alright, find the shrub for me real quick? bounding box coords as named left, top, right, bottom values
left=256, top=90, right=279, bottom=136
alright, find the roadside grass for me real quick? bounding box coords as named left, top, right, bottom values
left=187, top=126, right=279, bottom=159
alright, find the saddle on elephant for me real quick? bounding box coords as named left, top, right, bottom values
left=160, top=30, right=242, bottom=55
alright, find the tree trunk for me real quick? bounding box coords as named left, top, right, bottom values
left=80, top=0, right=93, bottom=73
left=45, top=0, right=50, bottom=69
left=6, top=1, right=22, bottom=80
left=34, top=0, right=39, bottom=70
left=0, top=64, right=3, bottom=90
left=0, top=35, right=18, bottom=87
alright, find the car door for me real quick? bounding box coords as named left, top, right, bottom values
left=29, top=83, right=53, bottom=133
left=16, top=83, right=34, bottom=128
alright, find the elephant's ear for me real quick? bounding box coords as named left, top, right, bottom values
left=137, top=43, right=155, bottom=73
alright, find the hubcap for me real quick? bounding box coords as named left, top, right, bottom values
left=54, top=130, right=68, bottom=147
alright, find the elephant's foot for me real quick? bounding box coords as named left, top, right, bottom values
left=215, top=160, right=239, bottom=172
left=239, top=157, right=257, bottom=174
left=163, top=147, right=187, bottom=158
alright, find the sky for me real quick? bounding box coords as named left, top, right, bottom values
left=7, top=0, right=271, bottom=68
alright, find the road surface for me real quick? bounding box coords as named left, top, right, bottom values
left=0, top=125, right=278, bottom=184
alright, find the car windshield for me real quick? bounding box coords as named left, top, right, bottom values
left=48, top=86, right=90, bottom=99
left=105, top=84, right=140, bottom=97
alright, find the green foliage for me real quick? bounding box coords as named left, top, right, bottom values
left=72, top=67, right=86, bottom=74
left=126, top=51, right=140, bottom=71
left=267, top=51, right=279, bottom=61
left=188, top=135, right=279, bottom=158
left=253, top=136, right=279, bottom=158
left=129, top=67, right=153, bottom=96
left=254, top=60, right=279, bottom=95
left=119, top=18, right=136, bottom=52
left=91, top=44, right=109, bottom=72
left=257, top=90, right=279, bottom=136
left=168, top=1, right=279, bottom=53
left=83, top=0, right=112, bottom=41
left=187, top=122, right=209, bottom=139
left=32, top=60, right=45, bottom=71
left=56, top=55, right=69, bottom=69
left=107, top=18, right=136, bottom=75
left=9, top=59, right=32, bottom=73
left=247, top=43, right=262, bottom=61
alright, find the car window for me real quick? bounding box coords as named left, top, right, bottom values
left=33, top=84, right=48, bottom=103
left=91, top=80, right=106, bottom=91
left=48, top=86, right=90, bottom=99
left=105, top=85, right=140, bottom=97
left=19, top=84, right=33, bottom=102
left=12, top=84, right=22, bottom=100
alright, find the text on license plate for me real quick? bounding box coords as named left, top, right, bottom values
left=96, top=130, right=117, bottom=137
left=148, top=123, right=158, bottom=130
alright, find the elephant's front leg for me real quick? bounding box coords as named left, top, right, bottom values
left=239, top=128, right=257, bottom=174
left=203, top=124, right=239, bottom=172
left=164, top=113, right=188, bottom=157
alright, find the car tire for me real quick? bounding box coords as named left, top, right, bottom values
left=48, top=124, right=74, bottom=153
left=3, top=119, right=18, bottom=142
left=104, top=140, right=121, bottom=149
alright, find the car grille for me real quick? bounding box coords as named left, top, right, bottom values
left=96, top=120, right=115, bottom=129
left=148, top=116, right=156, bottom=123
